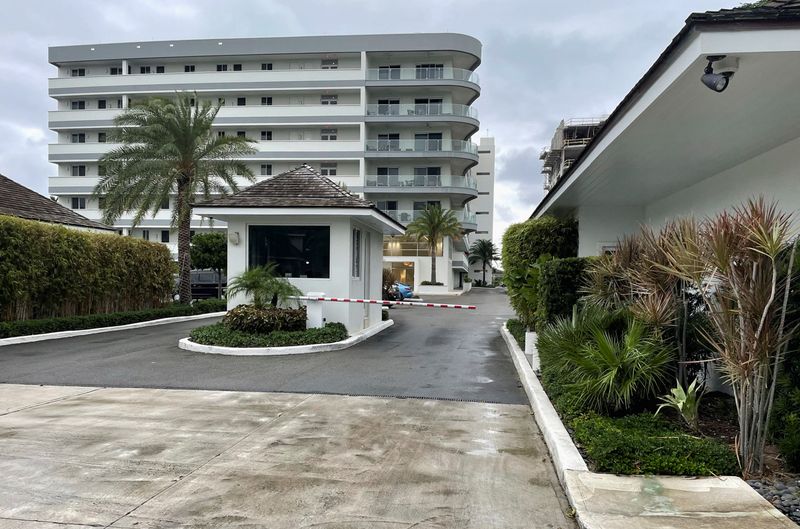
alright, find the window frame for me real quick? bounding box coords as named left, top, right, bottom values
left=320, top=128, right=338, bottom=141
left=247, top=224, right=331, bottom=279
left=71, top=197, right=86, bottom=210
left=351, top=228, right=361, bottom=279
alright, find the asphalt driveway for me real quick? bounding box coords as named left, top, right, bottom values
left=0, top=288, right=525, bottom=404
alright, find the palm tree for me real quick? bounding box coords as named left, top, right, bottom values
left=406, top=206, right=462, bottom=284
left=226, top=263, right=302, bottom=309
left=94, top=94, right=256, bottom=304
left=468, top=239, right=499, bottom=285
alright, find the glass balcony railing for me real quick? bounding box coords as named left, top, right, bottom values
left=365, top=139, right=478, bottom=155
left=366, top=67, right=479, bottom=84
left=365, top=174, right=477, bottom=189
left=365, top=103, right=478, bottom=119
left=382, top=209, right=476, bottom=226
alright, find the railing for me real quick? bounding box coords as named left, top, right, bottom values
left=562, top=116, right=608, bottom=127
left=562, top=137, right=592, bottom=147
left=55, top=67, right=362, bottom=79
left=365, top=174, right=477, bottom=189
left=382, top=209, right=476, bottom=226
left=383, top=239, right=442, bottom=257
left=366, top=67, right=479, bottom=84
left=365, top=103, right=478, bottom=119
left=365, top=139, right=478, bottom=155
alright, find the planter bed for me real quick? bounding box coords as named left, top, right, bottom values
left=189, top=322, right=348, bottom=348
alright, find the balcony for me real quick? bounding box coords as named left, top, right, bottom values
left=366, top=67, right=479, bottom=84
left=365, top=173, right=476, bottom=189
left=365, top=139, right=478, bottom=155
left=365, top=103, right=477, bottom=120
left=381, top=209, right=477, bottom=232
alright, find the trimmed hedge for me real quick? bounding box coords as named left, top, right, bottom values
left=506, top=318, right=526, bottom=348
left=223, top=305, right=306, bottom=334
left=189, top=322, right=348, bottom=348
left=0, top=215, right=173, bottom=321
left=0, top=299, right=225, bottom=338
left=536, top=257, right=590, bottom=326
left=570, top=413, right=739, bottom=476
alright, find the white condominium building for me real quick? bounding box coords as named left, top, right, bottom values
left=467, top=136, right=495, bottom=282
left=47, top=33, right=483, bottom=292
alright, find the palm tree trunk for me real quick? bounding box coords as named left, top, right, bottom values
left=430, top=244, right=437, bottom=284
left=176, top=181, right=192, bottom=304
left=482, top=261, right=486, bottom=284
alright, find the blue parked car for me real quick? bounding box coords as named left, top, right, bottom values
left=394, top=282, right=414, bottom=299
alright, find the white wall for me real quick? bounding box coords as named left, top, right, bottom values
left=577, top=205, right=643, bottom=257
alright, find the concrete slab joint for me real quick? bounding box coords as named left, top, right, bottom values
left=500, top=320, right=796, bottom=529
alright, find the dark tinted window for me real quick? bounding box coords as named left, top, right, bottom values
left=248, top=225, right=330, bottom=279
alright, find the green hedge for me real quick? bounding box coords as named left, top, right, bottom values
left=190, top=322, right=348, bottom=348
left=0, top=215, right=173, bottom=321
left=0, top=299, right=225, bottom=338
left=536, top=257, right=590, bottom=326
left=506, top=318, right=526, bottom=348
left=570, top=413, right=739, bottom=476
left=223, top=305, right=306, bottom=334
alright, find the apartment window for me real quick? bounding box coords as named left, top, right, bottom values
left=97, top=99, right=107, bottom=109
left=377, top=98, right=399, bottom=116
left=98, top=164, right=107, bottom=176
left=218, top=97, right=225, bottom=106
left=233, top=64, right=242, bottom=71
left=110, top=67, right=122, bottom=76
left=320, top=128, right=337, bottom=141
left=71, top=197, right=86, bottom=210
left=376, top=200, right=398, bottom=212
left=414, top=132, right=442, bottom=151
left=71, top=165, right=86, bottom=177
left=351, top=228, right=361, bottom=278
left=378, top=65, right=401, bottom=80
left=320, top=94, right=338, bottom=105
left=320, top=163, right=337, bottom=177
left=476, top=231, right=489, bottom=235
left=70, top=133, right=86, bottom=144
left=261, top=96, right=273, bottom=106
left=376, top=167, right=399, bottom=186
left=237, top=97, right=246, bottom=106
left=261, top=63, right=273, bottom=71
left=377, top=133, right=400, bottom=151
left=161, top=230, right=170, bottom=243
left=216, top=64, right=228, bottom=72
left=321, top=58, right=338, bottom=70
left=71, top=101, right=86, bottom=110
left=477, top=191, right=490, bottom=195
left=184, top=65, right=195, bottom=72
left=260, top=163, right=272, bottom=176
left=70, top=68, right=85, bottom=77
left=237, top=131, right=246, bottom=138
left=116, top=99, right=123, bottom=109
left=476, top=211, right=489, bottom=215
left=156, top=66, right=165, bottom=74
left=414, top=200, right=440, bottom=212
left=248, top=225, right=330, bottom=278
left=414, top=98, right=443, bottom=115
left=217, top=131, right=225, bottom=138
left=142, top=230, right=150, bottom=241
left=140, top=66, right=151, bottom=74
left=415, top=63, right=444, bottom=79
left=413, top=167, right=442, bottom=186
left=260, top=130, right=272, bottom=141
left=161, top=197, right=170, bottom=209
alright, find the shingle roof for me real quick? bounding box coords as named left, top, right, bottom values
left=0, top=174, right=114, bottom=231
left=197, top=164, right=376, bottom=209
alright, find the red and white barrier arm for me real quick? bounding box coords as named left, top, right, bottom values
left=292, top=296, right=476, bottom=310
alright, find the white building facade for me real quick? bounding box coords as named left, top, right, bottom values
left=47, top=33, right=484, bottom=292
left=467, top=136, right=496, bottom=283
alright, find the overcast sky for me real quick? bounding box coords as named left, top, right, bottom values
left=0, top=0, right=735, bottom=241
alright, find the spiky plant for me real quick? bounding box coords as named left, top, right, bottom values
left=656, top=378, right=704, bottom=431
left=94, top=93, right=256, bottom=304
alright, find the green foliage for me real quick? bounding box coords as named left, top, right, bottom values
left=406, top=206, right=462, bottom=284
left=95, top=93, right=257, bottom=303
left=501, top=216, right=578, bottom=329
left=190, top=322, right=348, bottom=348
left=190, top=232, right=227, bottom=272
left=778, top=414, right=800, bottom=471
left=570, top=413, right=739, bottom=476
left=222, top=305, right=306, bottom=334
left=227, top=263, right=303, bottom=309
left=536, top=257, right=590, bottom=326
left=656, top=378, right=704, bottom=431
left=0, top=215, right=173, bottom=321
left=506, top=318, right=526, bottom=349
left=0, top=299, right=225, bottom=338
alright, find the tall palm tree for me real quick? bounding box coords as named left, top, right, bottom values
left=406, top=206, right=462, bottom=284
left=468, top=239, right=499, bottom=284
left=94, top=94, right=256, bottom=304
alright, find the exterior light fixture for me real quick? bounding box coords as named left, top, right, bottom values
left=228, top=231, right=240, bottom=245
left=701, top=55, right=734, bottom=93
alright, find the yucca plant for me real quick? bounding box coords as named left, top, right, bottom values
left=656, top=378, right=704, bottom=431
left=226, top=263, right=302, bottom=309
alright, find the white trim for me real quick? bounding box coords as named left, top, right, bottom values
left=178, top=318, right=393, bottom=356
left=0, top=312, right=225, bottom=347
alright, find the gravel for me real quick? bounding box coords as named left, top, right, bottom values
left=748, top=478, right=800, bottom=525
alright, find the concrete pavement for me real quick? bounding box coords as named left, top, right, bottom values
left=0, top=384, right=575, bottom=528
left=0, top=289, right=525, bottom=404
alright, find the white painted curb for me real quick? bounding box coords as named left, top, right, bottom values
left=179, top=319, right=394, bottom=356
left=0, top=311, right=226, bottom=347
left=500, top=321, right=588, bottom=484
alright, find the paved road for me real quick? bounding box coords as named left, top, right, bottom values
left=0, top=288, right=526, bottom=404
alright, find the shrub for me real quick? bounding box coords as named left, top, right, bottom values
left=190, top=322, right=348, bottom=347
left=222, top=305, right=306, bottom=334
left=506, top=318, right=526, bottom=349
left=0, top=215, right=173, bottom=321
left=420, top=281, right=443, bottom=286
left=463, top=277, right=472, bottom=283
left=0, top=300, right=225, bottom=338
left=536, top=257, right=590, bottom=326
left=570, top=413, right=739, bottom=476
